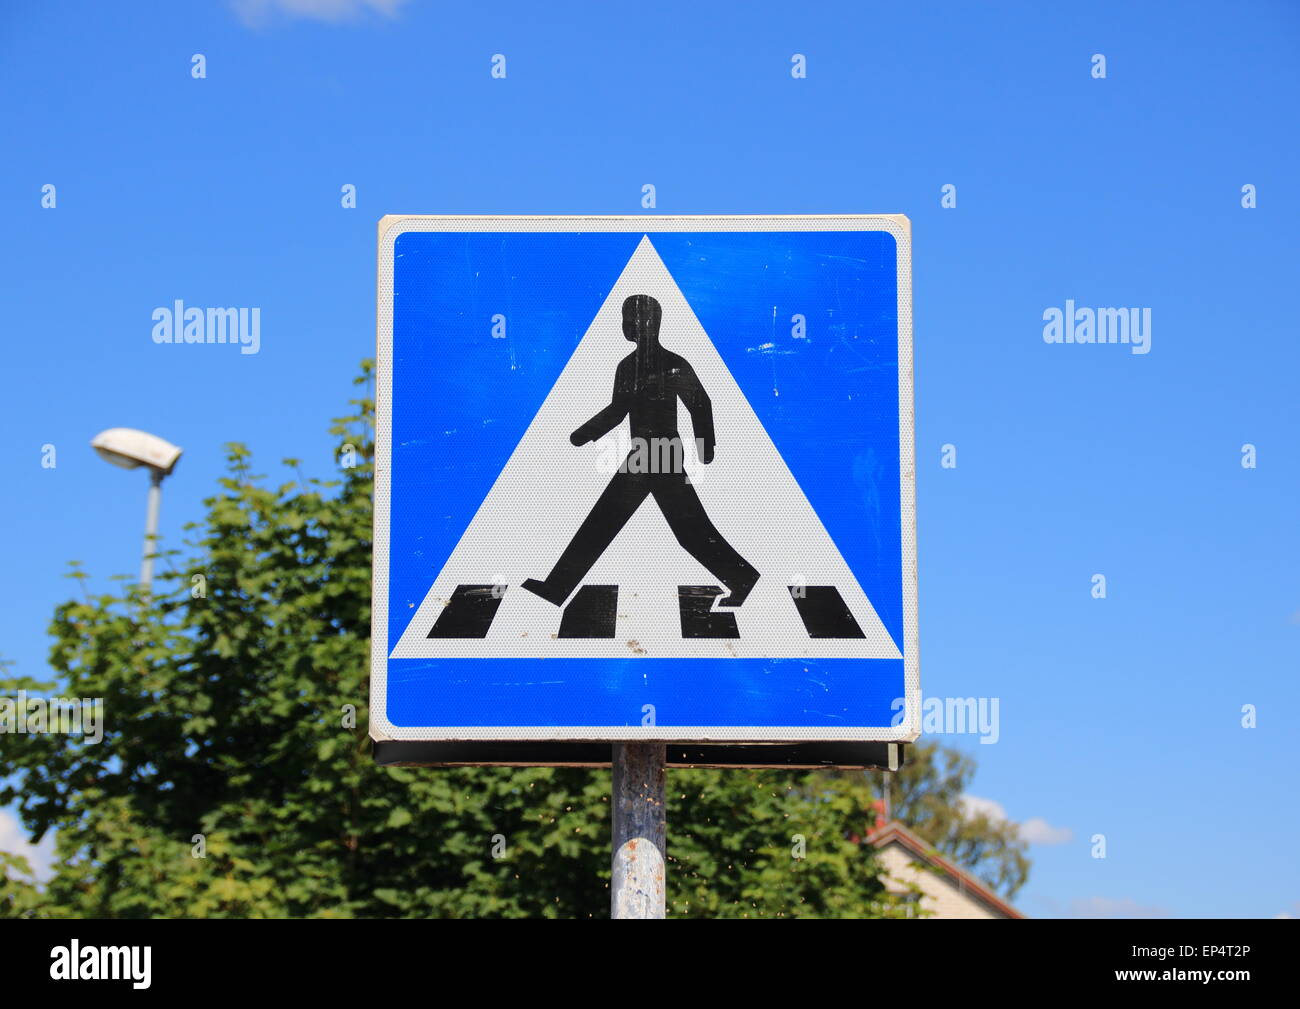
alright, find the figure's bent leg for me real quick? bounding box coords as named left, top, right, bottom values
left=651, top=476, right=759, bottom=607
left=522, top=470, right=650, bottom=606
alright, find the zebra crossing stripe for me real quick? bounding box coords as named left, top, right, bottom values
left=678, top=586, right=739, bottom=639
left=427, top=584, right=505, bottom=639
left=787, top=586, right=866, bottom=639
left=430, top=582, right=867, bottom=642
left=558, top=585, right=618, bottom=639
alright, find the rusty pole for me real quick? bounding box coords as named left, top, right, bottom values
left=610, top=743, right=666, bottom=918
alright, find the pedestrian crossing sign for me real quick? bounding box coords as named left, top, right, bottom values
left=371, top=216, right=917, bottom=746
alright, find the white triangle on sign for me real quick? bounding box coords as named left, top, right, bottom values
left=391, top=236, right=902, bottom=661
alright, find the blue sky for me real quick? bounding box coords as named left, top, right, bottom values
left=2, top=0, right=1297, bottom=918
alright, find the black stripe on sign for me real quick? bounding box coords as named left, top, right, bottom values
left=428, top=584, right=506, bottom=638
left=678, top=586, right=740, bottom=639
left=788, top=586, right=866, bottom=638
left=558, top=585, right=618, bottom=638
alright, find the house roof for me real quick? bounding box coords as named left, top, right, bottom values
left=866, top=819, right=1027, bottom=919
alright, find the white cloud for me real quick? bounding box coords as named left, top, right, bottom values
left=0, top=808, right=56, bottom=883
left=958, top=794, right=1072, bottom=845
left=1019, top=817, right=1074, bottom=845
left=958, top=794, right=1007, bottom=823
left=232, top=0, right=408, bottom=27
left=1069, top=896, right=1171, bottom=919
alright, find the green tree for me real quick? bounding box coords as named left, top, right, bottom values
left=882, top=742, right=1030, bottom=898
left=0, top=362, right=1023, bottom=917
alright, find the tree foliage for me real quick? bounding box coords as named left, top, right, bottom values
left=0, top=362, right=1027, bottom=918
left=886, top=743, right=1030, bottom=898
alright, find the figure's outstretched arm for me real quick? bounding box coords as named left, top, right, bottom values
left=570, top=403, right=626, bottom=445
left=570, top=367, right=630, bottom=445
left=678, top=363, right=715, bottom=463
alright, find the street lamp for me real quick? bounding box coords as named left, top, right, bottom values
left=90, top=428, right=183, bottom=592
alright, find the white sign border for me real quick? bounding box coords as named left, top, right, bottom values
left=370, top=215, right=918, bottom=743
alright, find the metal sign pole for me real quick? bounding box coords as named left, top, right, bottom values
left=610, top=743, right=666, bottom=919
left=140, top=468, right=164, bottom=592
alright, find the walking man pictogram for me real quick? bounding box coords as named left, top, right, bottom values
left=522, top=294, right=760, bottom=608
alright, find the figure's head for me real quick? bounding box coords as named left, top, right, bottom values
left=621, top=294, right=662, bottom=343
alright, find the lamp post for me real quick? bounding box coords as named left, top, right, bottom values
left=90, top=428, right=183, bottom=592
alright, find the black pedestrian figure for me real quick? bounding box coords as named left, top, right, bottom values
left=522, top=294, right=760, bottom=608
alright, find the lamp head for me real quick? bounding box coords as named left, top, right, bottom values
left=91, top=428, right=182, bottom=475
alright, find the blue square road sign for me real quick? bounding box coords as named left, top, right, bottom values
left=370, top=215, right=917, bottom=750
